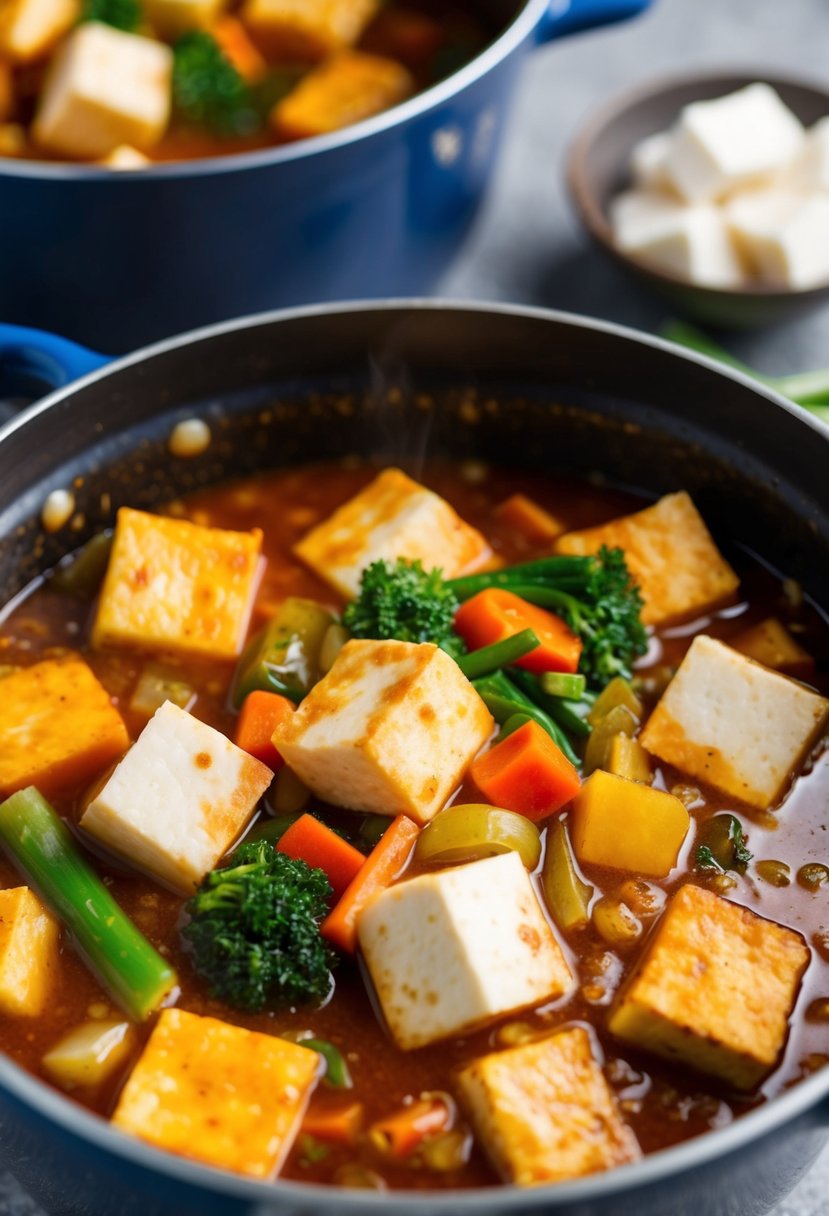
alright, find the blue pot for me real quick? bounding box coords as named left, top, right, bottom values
left=0, top=0, right=648, bottom=352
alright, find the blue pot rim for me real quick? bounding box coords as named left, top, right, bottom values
left=0, top=0, right=545, bottom=184
left=1, top=296, right=828, bottom=1211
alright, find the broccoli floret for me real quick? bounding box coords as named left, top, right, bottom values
left=181, top=841, right=334, bottom=1012
left=172, top=31, right=260, bottom=137
left=342, top=558, right=467, bottom=661
left=81, top=0, right=141, bottom=31
left=555, top=546, right=648, bottom=689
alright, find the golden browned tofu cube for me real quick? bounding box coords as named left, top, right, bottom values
left=0, top=656, right=129, bottom=798
left=242, top=0, right=378, bottom=60
left=0, top=886, right=60, bottom=1016
left=609, top=884, right=809, bottom=1090
left=92, top=508, right=262, bottom=660
left=457, top=1027, right=639, bottom=1186
left=0, top=0, right=79, bottom=63
left=556, top=491, right=739, bottom=626
left=272, top=51, right=412, bottom=143
left=112, top=1008, right=320, bottom=1177
left=570, top=769, right=689, bottom=878
left=275, top=639, right=493, bottom=825
left=294, top=467, right=490, bottom=599
left=641, top=635, right=829, bottom=810
left=730, top=617, right=815, bottom=679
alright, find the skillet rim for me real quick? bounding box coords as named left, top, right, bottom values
left=0, top=297, right=828, bottom=1210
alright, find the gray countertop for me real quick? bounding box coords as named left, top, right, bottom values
left=3, top=0, right=828, bottom=1210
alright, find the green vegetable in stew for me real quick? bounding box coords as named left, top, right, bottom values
left=0, top=787, right=177, bottom=1021
left=172, top=31, right=260, bottom=137
left=695, top=814, right=753, bottom=875
left=81, top=0, right=141, bottom=32
left=342, top=558, right=466, bottom=661
left=231, top=597, right=333, bottom=708
left=181, top=841, right=334, bottom=1012
left=456, top=629, right=539, bottom=680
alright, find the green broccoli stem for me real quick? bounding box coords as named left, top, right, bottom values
left=507, top=668, right=591, bottom=740
left=457, top=629, right=539, bottom=680
left=302, top=1037, right=352, bottom=1088
left=663, top=321, right=829, bottom=409
left=473, top=671, right=580, bottom=766
left=0, top=788, right=178, bottom=1021
left=446, top=557, right=595, bottom=602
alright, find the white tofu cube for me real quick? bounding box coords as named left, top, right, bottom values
left=80, top=701, right=273, bottom=892
left=641, top=635, right=829, bottom=810
left=33, top=23, right=172, bottom=160
left=144, top=0, right=227, bottom=38
left=610, top=189, right=743, bottom=287
left=275, top=639, right=494, bottom=825
left=294, top=468, right=491, bottom=599
left=725, top=187, right=829, bottom=290
left=0, top=0, right=79, bottom=63
left=358, top=852, right=573, bottom=1050
left=789, top=116, right=829, bottom=192
left=630, top=131, right=674, bottom=192
left=664, top=84, right=805, bottom=203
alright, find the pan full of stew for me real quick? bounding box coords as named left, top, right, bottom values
left=0, top=300, right=827, bottom=1216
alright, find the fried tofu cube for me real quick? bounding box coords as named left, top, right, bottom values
left=457, top=1027, right=639, bottom=1185
left=242, top=0, right=378, bottom=61
left=33, top=24, right=172, bottom=160
left=570, top=770, right=689, bottom=878
left=112, top=1008, right=320, bottom=1177
left=144, top=0, right=226, bottom=37
left=0, top=886, right=59, bottom=1017
left=92, top=507, right=262, bottom=660
left=608, top=884, right=809, bottom=1089
left=294, top=468, right=490, bottom=599
left=358, top=852, right=572, bottom=1051
left=275, top=639, right=493, bottom=825
left=0, top=656, right=129, bottom=798
left=729, top=617, right=814, bottom=680
left=640, top=635, right=829, bottom=810
left=272, top=50, right=412, bottom=142
left=0, top=0, right=79, bottom=63
left=556, top=491, right=739, bottom=627
left=81, top=701, right=272, bottom=892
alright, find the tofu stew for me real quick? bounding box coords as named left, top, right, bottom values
left=0, top=0, right=490, bottom=165
left=0, top=459, right=828, bottom=1192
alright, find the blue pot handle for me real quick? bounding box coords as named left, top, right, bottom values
left=0, top=322, right=109, bottom=404
left=537, top=0, right=652, bottom=41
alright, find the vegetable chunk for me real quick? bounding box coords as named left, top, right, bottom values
left=0, top=656, right=129, bottom=798
left=294, top=468, right=490, bottom=599
left=81, top=701, right=272, bottom=892
left=0, top=0, right=79, bottom=63
left=608, top=884, right=809, bottom=1089
left=0, top=886, right=59, bottom=1016
left=358, top=851, right=572, bottom=1050
left=729, top=616, right=815, bottom=679
left=556, top=491, right=739, bottom=627
left=33, top=23, right=173, bottom=159
left=92, top=507, right=262, bottom=660
left=144, top=0, right=226, bottom=38
left=112, top=1008, right=321, bottom=1177
left=272, top=50, right=412, bottom=142
left=640, top=635, right=829, bottom=809
left=457, top=1027, right=639, bottom=1186
left=470, top=720, right=581, bottom=821
left=241, top=0, right=379, bottom=61
left=570, top=769, right=690, bottom=878
left=274, top=639, right=494, bottom=826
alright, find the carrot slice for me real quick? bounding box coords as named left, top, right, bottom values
left=368, top=1097, right=451, bottom=1159
left=321, top=815, right=419, bottom=954
left=455, top=587, right=582, bottom=675
left=211, top=16, right=267, bottom=83
left=277, top=814, right=365, bottom=900
left=302, top=1100, right=364, bottom=1146
left=495, top=494, right=565, bottom=544
left=471, top=720, right=581, bottom=821
left=234, top=690, right=294, bottom=771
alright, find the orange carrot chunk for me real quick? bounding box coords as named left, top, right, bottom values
left=235, top=690, right=294, bottom=771
left=302, top=1100, right=364, bottom=1146
left=211, top=16, right=267, bottom=83
left=454, top=588, right=582, bottom=675
left=321, top=814, right=419, bottom=954
left=277, top=814, right=365, bottom=900
left=495, top=494, right=566, bottom=545
left=368, top=1097, right=452, bottom=1159
left=471, top=720, right=581, bottom=822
